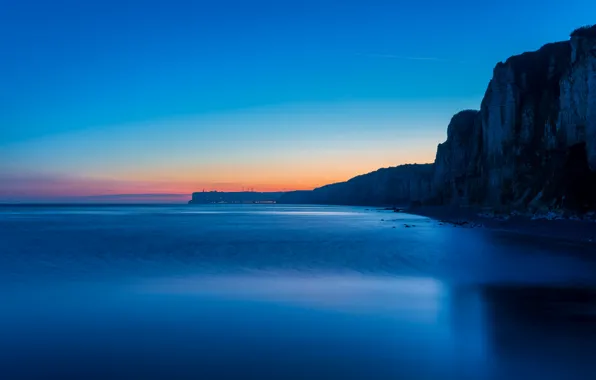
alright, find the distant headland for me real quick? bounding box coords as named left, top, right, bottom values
left=189, top=191, right=284, bottom=204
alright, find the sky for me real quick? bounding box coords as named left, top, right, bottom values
left=1, top=0, right=594, bottom=202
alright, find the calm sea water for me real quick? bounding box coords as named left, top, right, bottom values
left=1, top=204, right=595, bottom=379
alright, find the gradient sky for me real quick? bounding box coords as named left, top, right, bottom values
left=1, top=0, right=595, bottom=202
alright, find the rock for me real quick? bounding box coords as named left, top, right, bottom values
left=531, top=211, right=564, bottom=220
left=430, top=27, right=596, bottom=214
left=274, top=24, right=596, bottom=215
left=433, top=110, right=483, bottom=205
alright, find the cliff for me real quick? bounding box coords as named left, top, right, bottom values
left=435, top=25, right=596, bottom=212
left=432, top=110, right=483, bottom=206
left=198, top=25, right=596, bottom=212
left=277, top=164, right=433, bottom=206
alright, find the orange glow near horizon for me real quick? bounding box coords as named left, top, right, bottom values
left=84, top=144, right=438, bottom=195
left=1, top=139, right=438, bottom=200
left=2, top=100, right=448, bottom=201
left=88, top=155, right=435, bottom=195
left=1, top=154, right=436, bottom=201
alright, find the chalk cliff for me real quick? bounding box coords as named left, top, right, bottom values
left=432, top=110, right=483, bottom=206
left=232, top=25, right=596, bottom=212
left=435, top=25, right=596, bottom=212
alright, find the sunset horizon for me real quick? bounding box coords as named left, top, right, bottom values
left=3, top=1, right=595, bottom=202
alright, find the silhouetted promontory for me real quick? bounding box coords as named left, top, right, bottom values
left=279, top=25, right=596, bottom=214
left=189, top=191, right=284, bottom=204
left=278, top=164, right=433, bottom=206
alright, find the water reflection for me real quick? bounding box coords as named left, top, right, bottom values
left=2, top=274, right=596, bottom=379
left=140, top=274, right=492, bottom=378
left=137, top=274, right=596, bottom=380
left=2, top=205, right=596, bottom=379
left=144, top=275, right=444, bottom=314
left=482, top=285, right=596, bottom=379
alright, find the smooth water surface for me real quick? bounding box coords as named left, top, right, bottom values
left=1, top=204, right=596, bottom=379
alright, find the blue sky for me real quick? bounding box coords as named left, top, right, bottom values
left=1, top=0, right=594, bottom=201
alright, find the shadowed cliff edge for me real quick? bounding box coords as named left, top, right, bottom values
left=278, top=25, right=596, bottom=220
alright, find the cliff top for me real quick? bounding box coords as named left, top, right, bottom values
left=497, top=41, right=570, bottom=73
left=315, top=164, right=433, bottom=191
left=570, top=24, right=596, bottom=38
left=447, top=110, right=479, bottom=140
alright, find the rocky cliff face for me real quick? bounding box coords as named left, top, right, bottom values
left=479, top=41, right=571, bottom=207
left=560, top=33, right=596, bottom=169
left=434, top=26, right=596, bottom=213
left=432, top=110, right=483, bottom=205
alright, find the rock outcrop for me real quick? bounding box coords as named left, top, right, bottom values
left=433, top=25, right=596, bottom=212
left=432, top=110, right=483, bottom=206
left=564, top=28, right=596, bottom=170
left=479, top=41, right=571, bottom=207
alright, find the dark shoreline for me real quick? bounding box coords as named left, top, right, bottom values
left=405, top=205, right=596, bottom=246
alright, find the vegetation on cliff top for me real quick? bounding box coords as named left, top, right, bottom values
left=570, top=25, right=596, bottom=38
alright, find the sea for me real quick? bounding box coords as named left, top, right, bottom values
left=1, top=204, right=595, bottom=380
